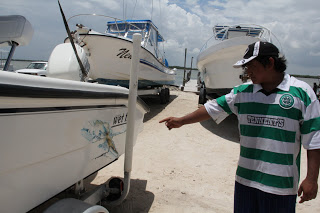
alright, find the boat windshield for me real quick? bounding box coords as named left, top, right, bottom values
left=107, top=22, right=147, bottom=38
left=108, top=23, right=127, bottom=33
left=214, top=25, right=263, bottom=40
left=199, top=24, right=279, bottom=53
left=128, top=23, right=147, bottom=31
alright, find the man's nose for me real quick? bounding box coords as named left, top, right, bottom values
left=246, top=69, right=253, bottom=76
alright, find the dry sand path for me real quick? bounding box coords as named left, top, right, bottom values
left=90, top=90, right=320, bottom=213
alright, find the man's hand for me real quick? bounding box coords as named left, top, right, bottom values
left=298, top=177, right=318, bottom=203
left=159, top=106, right=211, bottom=130
left=159, top=117, right=183, bottom=130
left=298, top=149, right=320, bottom=203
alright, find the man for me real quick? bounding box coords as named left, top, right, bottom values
left=160, top=41, right=320, bottom=212
left=313, top=83, right=318, bottom=94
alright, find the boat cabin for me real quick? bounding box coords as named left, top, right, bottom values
left=106, top=20, right=166, bottom=63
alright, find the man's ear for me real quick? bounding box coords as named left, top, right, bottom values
left=267, top=57, right=275, bottom=70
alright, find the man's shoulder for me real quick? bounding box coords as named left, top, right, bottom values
left=287, top=74, right=311, bottom=88
left=287, top=75, right=315, bottom=96
left=233, top=82, right=254, bottom=94
left=286, top=74, right=317, bottom=105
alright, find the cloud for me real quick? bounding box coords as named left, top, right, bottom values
left=182, top=0, right=320, bottom=73
left=310, top=51, right=320, bottom=57
left=1, top=0, right=319, bottom=75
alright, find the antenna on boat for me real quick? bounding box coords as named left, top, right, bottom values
left=159, top=0, right=166, bottom=59
left=151, top=0, right=154, bottom=20
left=123, top=0, right=127, bottom=20
left=57, top=0, right=88, bottom=81
left=131, top=0, right=138, bottom=19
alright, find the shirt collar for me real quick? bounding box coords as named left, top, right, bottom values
left=252, top=73, right=290, bottom=93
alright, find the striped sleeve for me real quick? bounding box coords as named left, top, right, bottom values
left=204, top=88, right=239, bottom=124
left=204, top=99, right=229, bottom=124
left=301, top=98, right=320, bottom=150
left=297, top=81, right=320, bottom=150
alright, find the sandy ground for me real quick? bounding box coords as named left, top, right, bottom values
left=83, top=90, right=320, bottom=213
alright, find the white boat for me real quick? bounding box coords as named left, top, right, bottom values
left=48, top=15, right=175, bottom=103
left=0, top=15, right=148, bottom=212
left=197, top=24, right=280, bottom=102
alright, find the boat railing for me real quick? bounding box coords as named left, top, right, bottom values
left=67, top=14, right=151, bottom=43
left=199, top=24, right=282, bottom=53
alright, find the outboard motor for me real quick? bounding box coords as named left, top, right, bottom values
left=47, top=43, right=90, bottom=81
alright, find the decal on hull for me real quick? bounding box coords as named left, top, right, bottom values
left=81, top=119, right=126, bottom=158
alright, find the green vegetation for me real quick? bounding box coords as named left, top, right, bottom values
left=290, top=74, right=320, bottom=79
left=169, top=66, right=198, bottom=70
left=12, top=59, right=46, bottom=62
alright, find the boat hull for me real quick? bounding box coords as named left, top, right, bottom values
left=0, top=72, right=148, bottom=212
left=77, top=34, right=175, bottom=88
left=197, top=36, right=260, bottom=96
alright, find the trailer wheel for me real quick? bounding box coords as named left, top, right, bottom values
left=160, top=89, right=166, bottom=104
left=106, top=178, right=124, bottom=201
left=165, top=88, right=170, bottom=103
left=198, top=87, right=207, bottom=105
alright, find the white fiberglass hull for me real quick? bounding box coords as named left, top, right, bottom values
left=197, top=36, right=260, bottom=96
left=76, top=34, right=175, bottom=88
left=0, top=72, right=148, bottom=213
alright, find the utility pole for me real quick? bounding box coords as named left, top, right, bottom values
left=182, top=48, right=187, bottom=91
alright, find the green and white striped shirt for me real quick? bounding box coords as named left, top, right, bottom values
left=204, top=74, right=320, bottom=195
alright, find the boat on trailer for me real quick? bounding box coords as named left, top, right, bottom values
left=49, top=15, right=175, bottom=104
left=197, top=24, right=280, bottom=103
left=0, top=15, right=148, bottom=213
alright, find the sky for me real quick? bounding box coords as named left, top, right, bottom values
left=1, top=0, right=320, bottom=75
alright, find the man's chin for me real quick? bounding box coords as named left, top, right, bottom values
left=251, top=78, right=259, bottom=84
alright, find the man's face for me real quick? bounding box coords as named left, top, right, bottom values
left=243, top=59, right=269, bottom=84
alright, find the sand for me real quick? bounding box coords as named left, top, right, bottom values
left=87, top=90, right=319, bottom=213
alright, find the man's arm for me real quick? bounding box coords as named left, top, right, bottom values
left=159, top=106, right=211, bottom=130
left=298, top=149, right=320, bottom=203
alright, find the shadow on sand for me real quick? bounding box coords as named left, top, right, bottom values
left=141, top=94, right=178, bottom=122
left=103, top=178, right=154, bottom=213
left=200, top=114, right=240, bottom=143
left=82, top=172, right=155, bottom=212
left=29, top=174, right=154, bottom=213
